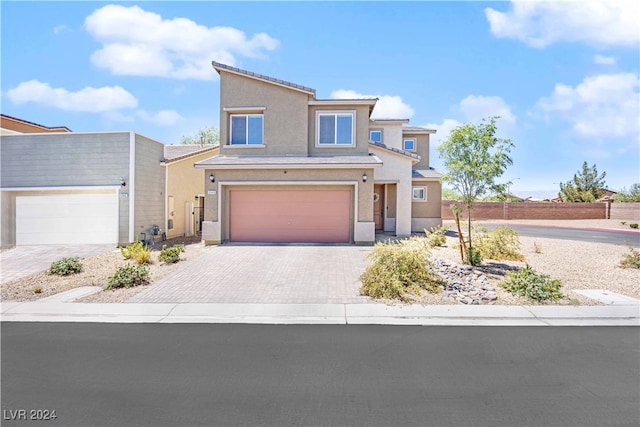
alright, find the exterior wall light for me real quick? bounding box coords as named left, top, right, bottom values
left=120, top=177, right=126, bottom=187
left=362, top=173, right=367, bottom=183
left=209, top=174, right=215, bottom=183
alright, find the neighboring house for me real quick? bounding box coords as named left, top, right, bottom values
left=0, top=131, right=165, bottom=248
left=163, top=144, right=220, bottom=239
left=195, top=62, right=442, bottom=245
left=1, top=113, right=72, bottom=134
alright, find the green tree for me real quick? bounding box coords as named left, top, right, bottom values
left=612, top=183, right=640, bottom=202
left=180, top=126, right=219, bottom=145
left=558, top=161, right=607, bottom=202
left=438, top=116, right=514, bottom=264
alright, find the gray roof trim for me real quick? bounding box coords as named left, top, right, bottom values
left=403, top=126, right=437, bottom=134
left=412, top=168, right=443, bottom=180
left=194, top=155, right=382, bottom=169
left=310, top=99, right=378, bottom=106
left=163, top=144, right=220, bottom=164
left=212, top=61, right=316, bottom=96
left=371, top=118, right=410, bottom=124
left=369, top=141, right=421, bottom=161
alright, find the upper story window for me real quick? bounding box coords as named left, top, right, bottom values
left=370, top=130, right=382, bottom=143
left=230, top=114, right=263, bottom=145
left=317, top=111, right=355, bottom=146
left=403, top=138, right=416, bottom=151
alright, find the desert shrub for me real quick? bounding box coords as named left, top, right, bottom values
left=158, top=244, right=185, bottom=264
left=360, top=237, right=444, bottom=301
left=468, top=246, right=483, bottom=266
left=499, top=265, right=563, bottom=303
left=473, top=226, right=525, bottom=261
left=619, top=247, right=640, bottom=269
left=105, top=265, right=150, bottom=290
left=630, top=223, right=639, bottom=229
left=424, top=225, right=448, bottom=247
left=47, top=257, right=82, bottom=276
left=120, top=241, right=151, bottom=264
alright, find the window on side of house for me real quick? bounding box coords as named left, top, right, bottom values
left=403, top=138, right=416, bottom=151
left=317, top=112, right=354, bottom=146
left=412, top=186, right=427, bottom=201
left=370, top=130, right=382, bottom=143
left=230, top=114, right=263, bottom=145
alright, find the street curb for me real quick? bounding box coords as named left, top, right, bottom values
left=1, top=302, right=638, bottom=326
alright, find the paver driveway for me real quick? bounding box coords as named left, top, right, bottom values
left=0, top=244, right=115, bottom=284
left=128, top=245, right=373, bottom=304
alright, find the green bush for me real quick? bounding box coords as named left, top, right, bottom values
left=499, top=265, right=563, bottom=303
left=424, top=225, right=448, bottom=247
left=158, top=244, right=185, bottom=264
left=47, top=257, right=82, bottom=276
left=105, top=265, right=150, bottom=290
left=630, top=223, right=639, bottom=229
left=360, top=237, right=443, bottom=301
left=619, top=247, right=640, bottom=269
left=473, top=226, right=525, bottom=262
left=120, top=241, right=151, bottom=264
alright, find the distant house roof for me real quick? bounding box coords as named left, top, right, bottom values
left=371, top=119, right=410, bottom=124
left=403, top=126, right=436, bottom=134
left=163, top=144, right=219, bottom=164
left=369, top=141, right=420, bottom=161
left=212, top=61, right=316, bottom=96
left=0, top=113, right=72, bottom=133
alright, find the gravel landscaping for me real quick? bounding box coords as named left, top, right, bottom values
left=1, top=237, right=209, bottom=304
left=2, top=222, right=638, bottom=306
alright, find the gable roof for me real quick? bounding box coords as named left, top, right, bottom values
left=0, top=113, right=72, bottom=133
left=163, top=144, right=219, bottom=164
left=212, top=61, right=316, bottom=96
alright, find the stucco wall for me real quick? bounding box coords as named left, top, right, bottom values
left=133, top=134, right=165, bottom=241
left=308, top=105, right=371, bottom=156
left=411, top=181, right=442, bottom=218
left=1, top=192, right=15, bottom=248
left=411, top=134, right=431, bottom=169
left=166, top=148, right=219, bottom=238
left=0, top=132, right=130, bottom=187
left=219, top=72, right=310, bottom=156
left=369, top=147, right=413, bottom=236
left=372, top=123, right=404, bottom=150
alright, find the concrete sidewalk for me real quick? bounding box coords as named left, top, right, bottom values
left=2, top=300, right=638, bottom=326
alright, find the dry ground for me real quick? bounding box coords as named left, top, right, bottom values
left=1, top=237, right=209, bottom=303
left=2, top=223, right=639, bottom=305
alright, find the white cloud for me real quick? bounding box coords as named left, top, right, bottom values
left=137, top=109, right=183, bottom=126
left=486, top=0, right=639, bottom=48
left=593, top=54, right=616, bottom=65
left=84, top=5, right=279, bottom=80
left=534, top=73, right=640, bottom=139
left=424, top=119, right=462, bottom=147
left=457, top=95, right=516, bottom=124
left=53, top=24, right=70, bottom=35
left=7, top=80, right=138, bottom=113
left=330, top=89, right=414, bottom=119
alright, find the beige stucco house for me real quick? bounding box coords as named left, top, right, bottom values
left=195, top=62, right=441, bottom=245
left=163, top=144, right=219, bottom=239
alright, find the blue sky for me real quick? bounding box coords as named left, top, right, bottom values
left=2, top=1, right=638, bottom=197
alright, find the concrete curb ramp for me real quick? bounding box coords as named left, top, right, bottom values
left=1, top=302, right=638, bottom=326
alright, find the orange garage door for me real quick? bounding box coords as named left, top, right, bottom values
left=229, top=189, right=351, bottom=243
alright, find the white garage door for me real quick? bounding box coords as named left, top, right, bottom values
left=16, top=192, right=118, bottom=245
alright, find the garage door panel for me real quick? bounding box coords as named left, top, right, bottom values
left=16, top=193, right=118, bottom=245
left=230, top=189, right=351, bottom=243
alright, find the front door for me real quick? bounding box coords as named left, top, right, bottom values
left=373, top=184, right=384, bottom=230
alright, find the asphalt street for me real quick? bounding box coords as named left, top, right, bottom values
left=2, top=323, right=639, bottom=427
left=462, top=224, right=640, bottom=247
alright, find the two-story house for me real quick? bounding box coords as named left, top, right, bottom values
left=196, top=62, right=441, bottom=245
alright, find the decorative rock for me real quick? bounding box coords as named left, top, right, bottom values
left=430, top=258, right=500, bottom=305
